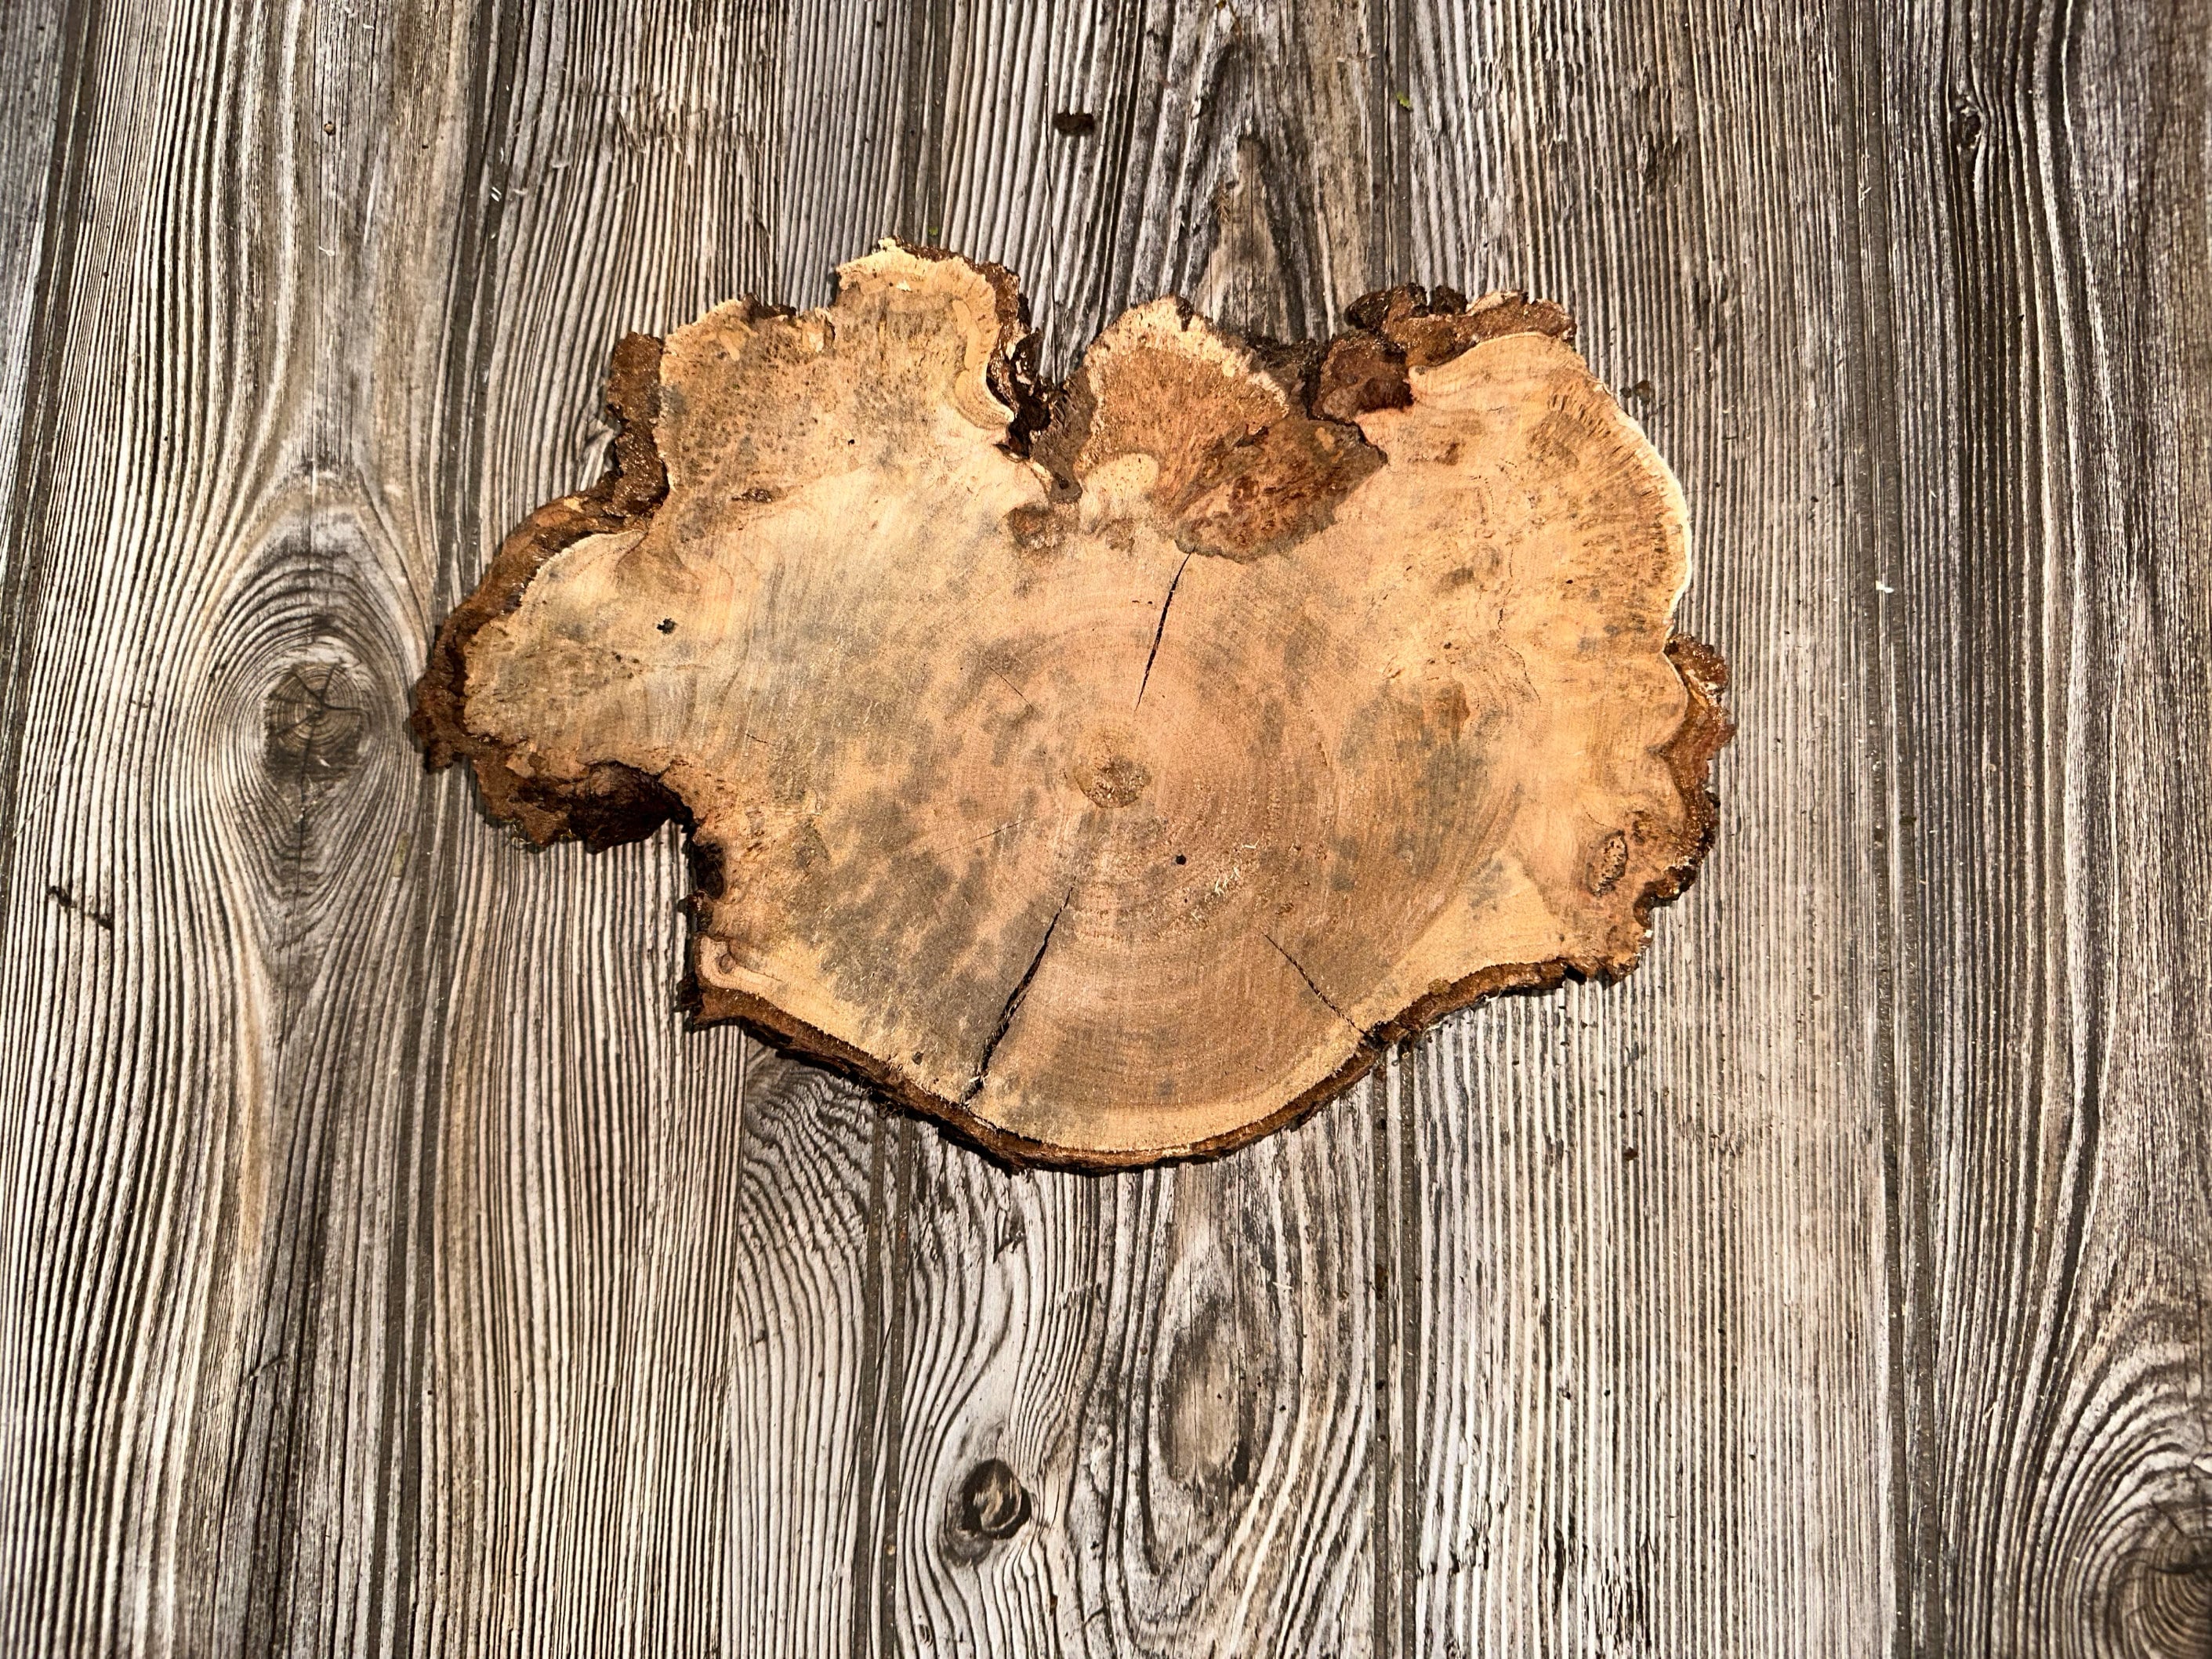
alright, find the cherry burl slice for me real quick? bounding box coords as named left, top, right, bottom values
left=413, top=243, right=1730, bottom=1168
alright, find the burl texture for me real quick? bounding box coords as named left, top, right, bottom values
left=413, top=243, right=1731, bottom=1167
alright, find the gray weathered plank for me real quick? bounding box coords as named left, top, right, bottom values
left=771, top=8, right=1396, bottom=1651
left=1376, top=1, right=1897, bottom=1649
left=0, top=4, right=353, bottom=1649
left=0, top=0, right=70, bottom=588
left=365, top=6, right=887, bottom=1654
left=1873, top=0, right=2212, bottom=1651
left=2, top=0, right=2208, bottom=1654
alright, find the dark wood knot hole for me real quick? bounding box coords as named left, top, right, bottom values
left=264, top=661, right=365, bottom=781
left=956, top=1459, right=1030, bottom=1541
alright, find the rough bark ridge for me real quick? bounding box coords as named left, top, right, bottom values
left=412, top=242, right=1730, bottom=1166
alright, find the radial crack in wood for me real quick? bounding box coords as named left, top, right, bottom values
left=411, top=241, right=1731, bottom=1167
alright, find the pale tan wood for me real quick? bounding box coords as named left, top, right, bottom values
left=416, top=245, right=1726, bottom=1165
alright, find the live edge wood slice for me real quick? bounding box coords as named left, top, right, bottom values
left=412, top=242, right=1731, bottom=1168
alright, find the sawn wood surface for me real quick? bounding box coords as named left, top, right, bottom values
left=0, top=0, right=2205, bottom=1654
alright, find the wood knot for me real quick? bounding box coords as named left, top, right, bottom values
left=1077, top=754, right=1151, bottom=808
left=1162, top=1299, right=1256, bottom=1506
left=1588, top=830, right=1629, bottom=895
left=1004, top=502, right=1064, bottom=562
left=955, top=1458, right=1029, bottom=1541
left=2114, top=1512, right=2212, bottom=1656
left=264, top=661, right=364, bottom=783
left=1072, top=725, right=1151, bottom=808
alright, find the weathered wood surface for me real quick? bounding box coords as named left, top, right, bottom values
left=0, top=1, right=2203, bottom=1654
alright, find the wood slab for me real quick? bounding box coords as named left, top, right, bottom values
left=413, top=245, right=1728, bottom=1165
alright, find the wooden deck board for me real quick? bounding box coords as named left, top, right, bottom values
left=0, top=1, right=2205, bottom=1653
